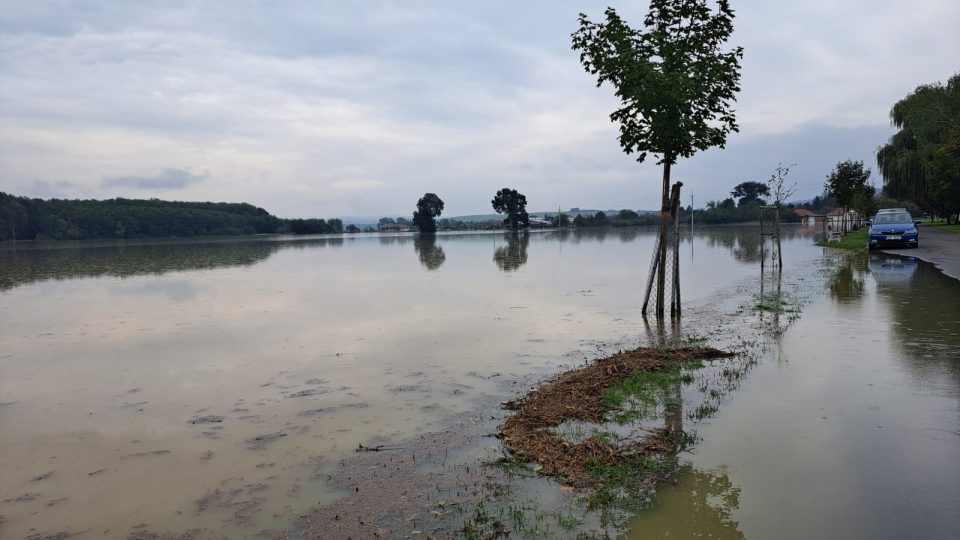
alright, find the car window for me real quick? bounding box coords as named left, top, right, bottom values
left=874, top=213, right=911, bottom=224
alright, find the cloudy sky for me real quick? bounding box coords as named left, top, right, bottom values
left=1, top=1, right=957, bottom=218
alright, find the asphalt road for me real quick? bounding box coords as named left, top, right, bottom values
left=880, top=227, right=960, bottom=281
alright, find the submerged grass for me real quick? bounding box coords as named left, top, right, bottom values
left=604, top=360, right=702, bottom=424
left=755, top=291, right=801, bottom=314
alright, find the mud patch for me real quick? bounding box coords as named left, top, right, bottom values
left=285, top=388, right=330, bottom=398
left=245, top=432, right=287, bottom=450
left=188, top=415, right=224, bottom=425
left=123, top=450, right=172, bottom=459
left=287, top=407, right=501, bottom=539
left=31, top=471, right=54, bottom=482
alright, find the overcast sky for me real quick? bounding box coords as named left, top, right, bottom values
left=1, top=1, right=958, bottom=218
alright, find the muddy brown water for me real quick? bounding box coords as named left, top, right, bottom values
left=628, top=250, right=960, bottom=539
left=1, top=226, right=957, bottom=539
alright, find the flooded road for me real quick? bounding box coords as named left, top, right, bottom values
left=1, top=227, right=958, bottom=538
left=629, top=251, right=960, bottom=539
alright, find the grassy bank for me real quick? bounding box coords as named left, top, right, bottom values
left=816, top=228, right=867, bottom=251
left=925, top=222, right=960, bottom=234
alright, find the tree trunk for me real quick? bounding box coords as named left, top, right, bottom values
left=656, top=160, right=672, bottom=319
left=775, top=207, right=783, bottom=272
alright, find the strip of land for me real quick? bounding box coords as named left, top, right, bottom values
left=499, top=346, right=733, bottom=488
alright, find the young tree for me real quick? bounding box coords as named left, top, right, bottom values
left=491, top=188, right=530, bottom=230
left=765, top=163, right=797, bottom=271
left=731, top=181, right=770, bottom=206
left=766, top=163, right=797, bottom=207
left=825, top=160, right=872, bottom=212
left=412, top=193, right=444, bottom=233
left=572, top=0, right=743, bottom=318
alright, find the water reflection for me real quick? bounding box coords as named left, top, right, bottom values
left=705, top=225, right=810, bottom=264
left=828, top=255, right=867, bottom=303
left=629, top=465, right=744, bottom=539
left=642, top=318, right=685, bottom=434
left=493, top=232, right=529, bottom=272
left=0, top=236, right=345, bottom=291
left=873, top=254, right=960, bottom=388
left=828, top=252, right=960, bottom=391
left=868, top=253, right=918, bottom=286
left=1, top=226, right=819, bottom=291
left=413, top=234, right=446, bottom=270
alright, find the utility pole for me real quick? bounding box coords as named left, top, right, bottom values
left=689, top=192, right=694, bottom=228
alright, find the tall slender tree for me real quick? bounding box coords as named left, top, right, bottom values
left=573, top=0, right=743, bottom=318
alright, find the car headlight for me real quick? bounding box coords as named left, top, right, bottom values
left=906, top=228, right=918, bottom=234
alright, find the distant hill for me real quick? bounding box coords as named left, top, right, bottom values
left=0, top=193, right=343, bottom=241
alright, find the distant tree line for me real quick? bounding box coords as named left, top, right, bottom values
left=571, top=209, right=660, bottom=227
left=0, top=193, right=343, bottom=241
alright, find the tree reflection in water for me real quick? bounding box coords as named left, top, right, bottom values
left=493, top=232, right=529, bottom=272
left=413, top=234, right=446, bottom=270
left=0, top=237, right=342, bottom=291
left=828, top=253, right=868, bottom=303
left=628, top=464, right=744, bottom=539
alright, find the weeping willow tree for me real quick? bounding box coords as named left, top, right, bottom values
left=877, top=73, right=960, bottom=222
left=572, top=0, right=743, bottom=318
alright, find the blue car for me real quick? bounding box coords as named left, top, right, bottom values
left=868, top=209, right=920, bottom=249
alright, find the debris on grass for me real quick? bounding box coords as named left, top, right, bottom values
left=498, top=346, right=733, bottom=488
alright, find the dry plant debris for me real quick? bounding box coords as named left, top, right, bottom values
left=499, top=346, right=733, bottom=487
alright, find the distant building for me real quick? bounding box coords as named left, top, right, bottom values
left=528, top=217, right=552, bottom=228
left=378, top=224, right=411, bottom=232
left=794, top=208, right=824, bottom=226
left=826, top=208, right=860, bottom=233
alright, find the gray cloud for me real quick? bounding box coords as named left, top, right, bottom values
left=101, top=168, right=207, bottom=190
left=0, top=1, right=957, bottom=217
left=26, top=179, right=80, bottom=199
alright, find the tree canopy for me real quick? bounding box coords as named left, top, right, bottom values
left=876, top=73, right=960, bottom=221
left=730, top=181, right=770, bottom=206
left=0, top=193, right=343, bottom=241
left=572, top=0, right=743, bottom=209
left=412, top=193, right=444, bottom=233
left=825, top=160, right=873, bottom=211
left=491, top=188, right=530, bottom=230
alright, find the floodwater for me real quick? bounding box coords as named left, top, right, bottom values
left=629, top=251, right=960, bottom=539
left=1, top=226, right=957, bottom=539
